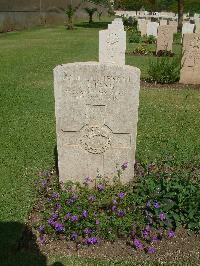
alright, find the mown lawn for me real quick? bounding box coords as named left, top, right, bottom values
left=0, top=21, right=199, bottom=265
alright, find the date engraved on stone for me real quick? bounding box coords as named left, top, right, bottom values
left=80, top=125, right=111, bottom=154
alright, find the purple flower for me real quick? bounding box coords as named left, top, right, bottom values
left=97, top=184, right=105, bottom=191
left=71, top=232, right=78, bottom=241
left=84, top=228, right=92, bottom=235
left=147, top=247, right=156, bottom=254
left=133, top=238, right=144, bottom=250
left=112, top=205, right=117, bottom=212
left=145, top=225, right=151, bottom=231
left=51, top=192, right=59, bottom=199
left=112, top=199, right=117, bottom=205
left=117, top=210, right=125, bottom=217
left=51, top=213, right=59, bottom=220
left=159, top=212, right=166, bottom=221
left=131, top=230, right=135, bottom=237
left=54, top=203, right=61, bottom=210
left=84, top=176, right=93, bottom=185
left=82, top=210, right=88, bottom=219
left=96, top=219, right=100, bottom=225
left=64, top=212, right=71, bottom=220
left=38, top=225, right=45, bottom=233
left=54, top=222, right=65, bottom=233
left=85, top=237, right=98, bottom=245
left=38, top=235, right=46, bottom=245
left=151, top=236, right=159, bottom=243
left=71, top=215, right=78, bottom=222
left=142, top=229, right=149, bottom=238
left=154, top=201, right=160, bottom=209
left=146, top=200, right=151, bottom=208
left=121, top=162, right=128, bottom=170
left=41, top=179, right=47, bottom=187
left=88, top=195, right=96, bottom=202
left=48, top=218, right=55, bottom=226
left=168, top=230, right=175, bottom=238
left=118, top=192, right=125, bottom=199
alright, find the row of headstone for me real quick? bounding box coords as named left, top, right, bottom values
left=115, top=10, right=200, bottom=22
left=54, top=18, right=140, bottom=184
left=138, top=20, right=177, bottom=38
left=138, top=20, right=200, bottom=38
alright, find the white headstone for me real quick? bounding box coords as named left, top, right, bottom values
left=99, top=23, right=126, bottom=65
left=180, top=33, right=200, bottom=84
left=156, top=25, right=174, bottom=53
left=54, top=62, right=140, bottom=184
left=182, top=23, right=195, bottom=37
left=147, top=22, right=159, bottom=37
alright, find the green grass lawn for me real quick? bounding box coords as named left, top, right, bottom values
left=0, top=21, right=200, bottom=265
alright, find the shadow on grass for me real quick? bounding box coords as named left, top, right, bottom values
left=75, top=21, right=110, bottom=29
left=0, top=222, right=63, bottom=266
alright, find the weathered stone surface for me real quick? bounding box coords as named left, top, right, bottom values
left=108, top=18, right=124, bottom=31
left=168, top=21, right=178, bottom=34
left=195, top=21, right=200, bottom=33
left=180, top=33, right=200, bottom=84
left=138, top=19, right=147, bottom=36
left=54, top=62, right=140, bottom=184
left=156, top=25, right=174, bottom=53
left=99, top=25, right=126, bottom=65
left=159, top=20, right=167, bottom=26
left=147, top=22, right=159, bottom=37
left=182, top=23, right=195, bottom=37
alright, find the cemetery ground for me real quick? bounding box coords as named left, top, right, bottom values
left=0, top=20, right=200, bottom=265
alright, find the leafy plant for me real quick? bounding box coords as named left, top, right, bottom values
left=148, top=56, right=181, bottom=83
left=36, top=162, right=200, bottom=252
left=65, top=4, right=79, bottom=30
left=84, top=7, right=97, bottom=24
left=132, top=45, right=153, bottom=55
left=97, top=10, right=103, bottom=21
left=142, top=35, right=156, bottom=44
left=129, top=31, right=141, bottom=43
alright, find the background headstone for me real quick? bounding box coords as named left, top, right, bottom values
left=99, top=22, right=126, bottom=65
left=138, top=19, right=147, bottom=36
left=160, top=19, right=167, bottom=26
left=147, top=21, right=159, bottom=37
left=54, top=62, right=140, bottom=184
left=180, top=33, right=200, bottom=84
left=156, top=25, right=174, bottom=54
left=168, top=21, right=178, bottom=34
left=182, top=23, right=195, bottom=37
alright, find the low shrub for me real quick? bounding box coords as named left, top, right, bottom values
left=148, top=56, right=181, bottom=84
left=142, top=35, right=156, bottom=44
left=35, top=162, right=200, bottom=253
left=131, top=45, right=153, bottom=56
left=129, top=31, right=141, bottom=43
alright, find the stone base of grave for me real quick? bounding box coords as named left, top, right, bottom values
left=179, top=68, right=200, bottom=84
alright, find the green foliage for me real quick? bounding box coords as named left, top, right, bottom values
left=142, top=35, right=156, bottom=44
left=148, top=56, right=181, bottom=83
left=135, top=165, right=200, bottom=231
left=129, top=31, right=141, bottom=43
left=84, top=7, right=98, bottom=23
left=132, top=44, right=153, bottom=55
left=37, top=162, right=200, bottom=250
left=65, top=4, right=80, bottom=30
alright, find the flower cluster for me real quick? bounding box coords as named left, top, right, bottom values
left=36, top=162, right=183, bottom=253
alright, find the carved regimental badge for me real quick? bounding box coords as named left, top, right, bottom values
left=80, top=125, right=111, bottom=154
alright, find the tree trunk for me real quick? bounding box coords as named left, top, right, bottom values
left=178, top=0, right=184, bottom=32
left=89, top=14, right=93, bottom=23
